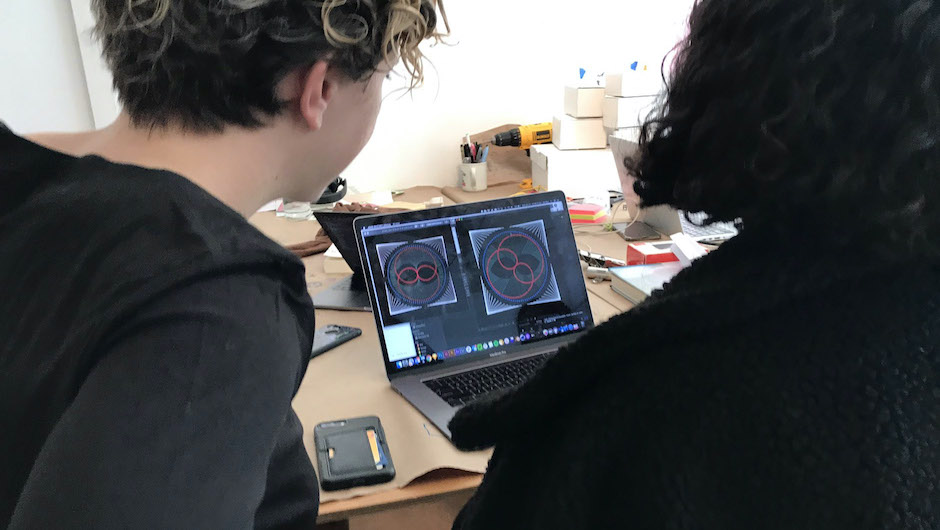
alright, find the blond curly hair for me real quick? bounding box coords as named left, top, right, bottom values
left=93, top=0, right=449, bottom=131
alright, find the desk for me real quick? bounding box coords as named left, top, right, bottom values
left=250, top=186, right=633, bottom=526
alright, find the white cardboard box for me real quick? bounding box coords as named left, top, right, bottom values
left=552, top=114, right=607, bottom=150
left=604, top=126, right=641, bottom=143
left=606, top=71, right=662, bottom=98
left=609, top=130, right=641, bottom=202
left=602, top=95, right=657, bottom=129
left=564, top=85, right=605, bottom=118
left=531, top=144, right=621, bottom=198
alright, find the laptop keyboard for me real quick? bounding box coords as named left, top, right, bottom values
left=424, top=354, right=550, bottom=407
left=679, top=212, right=738, bottom=240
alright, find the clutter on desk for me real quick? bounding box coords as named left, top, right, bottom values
left=627, top=241, right=681, bottom=265
left=531, top=143, right=621, bottom=199
left=551, top=74, right=609, bottom=150
left=461, top=135, right=487, bottom=164
left=491, top=123, right=553, bottom=150
left=584, top=265, right=612, bottom=283
left=553, top=114, right=607, bottom=150
left=609, top=262, right=685, bottom=304
left=625, top=234, right=710, bottom=266
left=458, top=135, right=490, bottom=192
left=565, top=85, right=606, bottom=118
left=257, top=198, right=284, bottom=213
left=578, top=250, right=626, bottom=284
left=569, top=202, right=609, bottom=224
left=457, top=160, right=487, bottom=192
left=424, top=196, right=445, bottom=208
left=460, top=125, right=532, bottom=187
left=611, top=231, right=711, bottom=304
left=670, top=232, right=710, bottom=266
left=285, top=202, right=406, bottom=258
left=604, top=66, right=663, bottom=143
left=315, top=416, right=396, bottom=491
left=605, top=65, right=661, bottom=98
left=603, top=94, right=657, bottom=130
left=578, top=249, right=626, bottom=269
left=282, top=201, right=314, bottom=221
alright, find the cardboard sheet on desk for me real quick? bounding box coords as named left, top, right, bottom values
left=295, top=258, right=624, bottom=503
left=441, top=181, right=522, bottom=204
left=292, top=310, right=492, bottom=503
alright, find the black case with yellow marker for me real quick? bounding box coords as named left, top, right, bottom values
left=314, top=416, right=396, bottom=491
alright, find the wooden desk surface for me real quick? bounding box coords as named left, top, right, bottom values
left=250, top=186, right=632, bottom=523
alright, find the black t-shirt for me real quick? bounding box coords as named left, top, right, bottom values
left=0, top=124, right=319, bottom=528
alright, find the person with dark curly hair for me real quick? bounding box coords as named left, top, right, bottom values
left=449, top=1, right=939, bottom=528
left=0, top=0, right=446, bottom=527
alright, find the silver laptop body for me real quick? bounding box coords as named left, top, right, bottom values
left=353, top=191, right=595, bottom=439
left=642, top=205, right=739, bottom=242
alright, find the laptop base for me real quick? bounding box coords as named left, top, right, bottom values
left=312, top=275, right=372, bottom=312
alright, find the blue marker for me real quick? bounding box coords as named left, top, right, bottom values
left=480, top=146, right=490, bottom=163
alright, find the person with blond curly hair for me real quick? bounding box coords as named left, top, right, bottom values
left=0, top=1, right=447, bottom=527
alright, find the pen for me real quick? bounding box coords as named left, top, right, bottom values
left=469, top=142, right=477, bottom=161
left=480, top=146, right=490, bottom=163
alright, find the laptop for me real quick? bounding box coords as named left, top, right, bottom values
left=353, top=191, right=595, bottom=439
left=311, top=211, right=372, bottom=312
left=641, top=205, right=739, bottom=243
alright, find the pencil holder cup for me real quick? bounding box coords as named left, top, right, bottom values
left=458, top=162, right=488, bottom=192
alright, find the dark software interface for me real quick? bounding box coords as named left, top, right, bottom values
left=359, top=196, right=593, bottom=374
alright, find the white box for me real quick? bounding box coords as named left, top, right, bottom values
left=609, top=130, right=641, bottom=203
left=564, top=85, right=605, bottom=118
left=610, top=127, right=641, bottom=144
left=605, top=71, right=662, bottom=98
left=603, top=95, right=657, bottom=129
left=552, top=114, right=607, bottom=150
left=531, top=144, right=621, bottom=198
left=604, top=126, right=641, bottom=143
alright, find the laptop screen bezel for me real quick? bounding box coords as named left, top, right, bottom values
left=352, top=190, right=595, bottom=379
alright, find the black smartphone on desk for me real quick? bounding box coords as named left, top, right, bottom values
left=315, top=416, right=396, bottom=491
left=310, top=325, right=362, bottom=361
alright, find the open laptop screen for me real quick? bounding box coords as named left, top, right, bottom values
left=355, top=191, right=594, bottom=375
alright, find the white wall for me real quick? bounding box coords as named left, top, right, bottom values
left=0, top=0, right=692, bottom=190
left=344, top=0, right=693, bottom=191
left=0, top=1, right=94, bottom=133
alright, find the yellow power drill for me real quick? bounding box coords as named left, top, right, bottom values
left=492, top=122, right=553, bottom=150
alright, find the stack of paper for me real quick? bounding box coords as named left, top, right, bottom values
left=569, top=203, right=609, bottom=224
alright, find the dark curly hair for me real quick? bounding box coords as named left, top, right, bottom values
left=93, top=0, right=448, bottom=132
left=628, top=0, right=940, bottom=257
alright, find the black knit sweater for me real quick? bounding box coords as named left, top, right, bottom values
left=449, top=229, right=939, bottom=529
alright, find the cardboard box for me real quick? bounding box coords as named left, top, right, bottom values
left=552, top=114, right=607, bottom=150
left=626, top=241, right=680, bottom=265
left=603, top=95, right=657, bottom=130
left=564, top=85, right=605, bottom=118
left=531, top=143, right=621, bottom=198
left=605, top=126, right=641, bottom=146
left=606, top=71, right=662, bottom=98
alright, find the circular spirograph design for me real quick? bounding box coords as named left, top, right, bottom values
left=385, top=242, right=450, bottom=306
left=480, top=229, right=550, bottom=305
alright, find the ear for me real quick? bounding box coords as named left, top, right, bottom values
left=298, top=60, right=334, bottom=131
